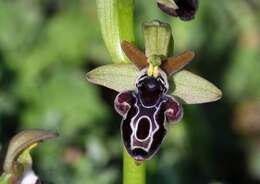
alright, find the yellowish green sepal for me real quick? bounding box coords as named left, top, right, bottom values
left=143, top=20, right=172, bottom=59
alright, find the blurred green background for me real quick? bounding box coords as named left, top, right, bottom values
left=0, top=0, right=260, bottom=183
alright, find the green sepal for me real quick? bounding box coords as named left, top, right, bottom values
left=143, top=20, right=172, bottom=59
left=170, top=70, right=222, bottom=104
left=86, top=64, right=222, bottom=104
left=86, top=64, right=139, bottom=92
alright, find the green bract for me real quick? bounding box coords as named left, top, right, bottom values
left=97, top=0, right=135, bottom=63
left=86, top=64, right=222, bottom=104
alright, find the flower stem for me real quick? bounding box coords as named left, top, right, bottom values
left=123, top=149, right=146, bottom=184
left=96, top=0, right=146, bottom=183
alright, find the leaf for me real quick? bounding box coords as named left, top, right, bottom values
left=87, top=64, right=222, bottom=104
left=170, top=70, right=222, bottom=104
left=86, top=64, right=138, bottom=92
left=4, top=129, right=58, bottom=174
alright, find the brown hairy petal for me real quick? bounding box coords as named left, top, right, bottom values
left=161, top=51, right=195, bottom=76
left=121, top=41, right=148, bottom=70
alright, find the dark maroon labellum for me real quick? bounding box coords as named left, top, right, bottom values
left=157, top=0, right=198, bottom=21
left=114, top=69, right=183, bottom=161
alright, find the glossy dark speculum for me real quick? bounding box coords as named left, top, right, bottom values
left=115, top=70, right=183, bottom=161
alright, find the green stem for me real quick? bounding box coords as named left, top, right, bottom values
left=96, top=0, right=146, bottom=183
left=123, top=149, right=146, bottom=184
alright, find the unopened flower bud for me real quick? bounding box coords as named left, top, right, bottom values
left=157, top=0, right=198, bottom=21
